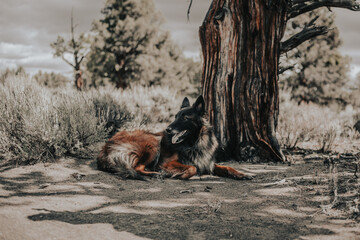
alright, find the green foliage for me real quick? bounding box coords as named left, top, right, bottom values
left=33, top=71, right=70, bottom=88
left=280, top=9, right=350, bottom=106
left=0, top=74, right=180, bottom=165
left=87, top=0, right=201, bottom=94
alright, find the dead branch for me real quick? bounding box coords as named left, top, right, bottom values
left=289, top=0, right=360, bottom=19
left=61, top=56, right=75, bottom=68
left=280, top=16, right=328, bottom=54
left=187, top=0, right=193, bottom=21
left=279, top=65, right=295, bottom=74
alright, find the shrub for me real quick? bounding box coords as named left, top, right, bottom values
left=0, top=74, right=181, bottom=165
left=277, top=88, right=360, bottom=153
left=0, top=76, right=108, bottom=164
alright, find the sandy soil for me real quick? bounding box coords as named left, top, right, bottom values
left=0, top=156, right=359, bottom=240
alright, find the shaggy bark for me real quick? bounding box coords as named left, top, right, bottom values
left=200, top=0, right=288, bottom=162
left=199, top=0, right=359, bottom=162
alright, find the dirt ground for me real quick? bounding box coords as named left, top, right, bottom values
left=0, top=154, right=359, bottom=240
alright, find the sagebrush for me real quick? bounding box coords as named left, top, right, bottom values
left=277, top=88, right=360, bottom=153
left=0, top=75, right=180, bottom=165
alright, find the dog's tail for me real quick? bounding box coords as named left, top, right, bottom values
left=97, top=147, right=146, bottom=181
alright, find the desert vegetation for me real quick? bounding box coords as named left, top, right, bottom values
left=0, top=73, right=181, bottom=165
left=0, top=0, right=359, bottom=237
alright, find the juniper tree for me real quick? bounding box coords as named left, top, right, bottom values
left=198, top=0, right=360, bottom=162
left=87, top=0, right=200, bottom=91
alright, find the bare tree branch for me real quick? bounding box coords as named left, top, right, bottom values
left=289, top=0, right=360, bottom=18
left=78, top=55, right=85, bottom=65
left=279, top=65, right=295, bottom=74
left=61, top=56, right=75, bottom=68
left=187, top=0, right=193, bottom=21
left=280, top=16, right=329, bottom=54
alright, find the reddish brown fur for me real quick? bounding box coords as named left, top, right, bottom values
left=97, top=130, right=162, bottom=178
left=98, top=130, right=251, bottom=180
left=213, top=164, right=248, bottom=180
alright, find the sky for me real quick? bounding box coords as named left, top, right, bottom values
left=0, top=0, right=359, bottom=78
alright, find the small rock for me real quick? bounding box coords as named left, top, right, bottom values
left=39, top=184, right=50, bottom=189
left=180, top=189, right=193, bottom=194
left=71, top=172, right=85, bottom=180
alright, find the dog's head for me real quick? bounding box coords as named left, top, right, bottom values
left=165, top=95, right=206, bottom=145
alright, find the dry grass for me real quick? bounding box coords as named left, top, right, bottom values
left=277, top=89, right=360, bottom=154
left=0, top=74, right=180, bottom=165
left=1, top=73, right=359, bottom=168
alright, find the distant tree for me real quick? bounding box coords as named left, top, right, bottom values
left=33, top=71, right=70, bottom=88
left=280, top=8, right=350, bottom=105
left=50, top=9, right=89, bottom=91
left=87, top=0, right=200, bottom=91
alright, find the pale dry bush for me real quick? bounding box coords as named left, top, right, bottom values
left=98, top=84, right=181, bottom=131
left=0, top=75, right=109, bottom=164
left=0, top=75, right=181, bottom=165
left=277, top=89, right=360, bottom=153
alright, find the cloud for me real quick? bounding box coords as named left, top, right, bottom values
left=333, top=8, right=360, bottom=64
left=155, top=0, right=210, bottom=52
left=0, top=42, right=70, bottom=76
left=0, top=0, right=103, bottom=74
left=0, top=0, right=103, bottom=47
left=0, top=42, right=36, bottom=59
left=0, top=0, right=359, bottom=76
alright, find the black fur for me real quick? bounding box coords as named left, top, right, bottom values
left=160, top=96, right=219, bottom=174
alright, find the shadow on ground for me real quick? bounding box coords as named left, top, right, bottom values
left=0, top=157, right=359, bottom=240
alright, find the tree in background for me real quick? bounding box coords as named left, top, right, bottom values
left=33, top=71, right=70, bottom=88
left=51, top=9, right=89, bottom=91
left=280, top=8, right=350, bottom=105
left=87, top=0, right=201, bottom=92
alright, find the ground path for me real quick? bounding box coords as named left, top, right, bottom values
left=0, top=157, right=359, bottom=240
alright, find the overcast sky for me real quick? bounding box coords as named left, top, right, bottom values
left=0, top=0, right=359, bottom=77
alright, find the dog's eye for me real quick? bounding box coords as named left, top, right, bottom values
left=182, top=115, right=189, bottom=120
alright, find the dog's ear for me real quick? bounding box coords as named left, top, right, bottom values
left=193, top=95, right=205, bottom=115
left=180, top=97, right=190, bottom=109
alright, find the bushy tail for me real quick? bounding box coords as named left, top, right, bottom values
left=97, top=155, right=146, bottom=181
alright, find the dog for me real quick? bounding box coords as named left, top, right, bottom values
left=97, top=96, right=251, bottom=180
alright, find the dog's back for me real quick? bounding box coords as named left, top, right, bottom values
left=97, top=130, right=162, bottom=179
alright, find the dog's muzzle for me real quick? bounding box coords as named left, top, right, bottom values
left=170, top=130, right=188, bottom=144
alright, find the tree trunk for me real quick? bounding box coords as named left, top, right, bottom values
left=74, top=65, right=84, bottom=91
left=199, top=0, right=288, bottom=162
left=115, top=71, right=127, bottom=89
left=75, top=70, right=84, bottom=91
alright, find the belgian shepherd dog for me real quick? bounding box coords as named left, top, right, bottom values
left=97, top=96, right=251, bottom=180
